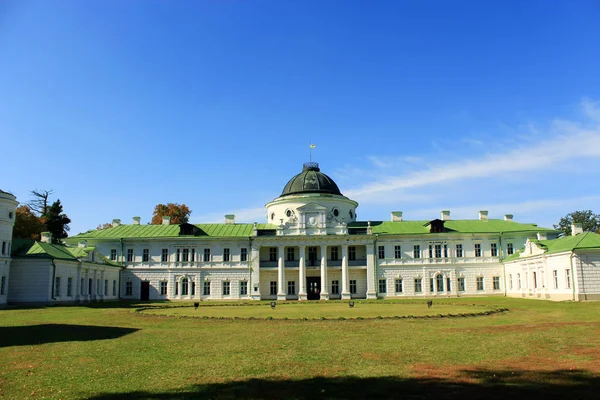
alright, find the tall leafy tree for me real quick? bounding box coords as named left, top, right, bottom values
left=13, top=205, right=45, bottom=240
left=151, top=203, right=191, bottom=225
left=554, top=210, right=600, bottom=236
left=44, top=200, right=71, bottom=243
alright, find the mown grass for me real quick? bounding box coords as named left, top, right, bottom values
left=1, top=297, right=600, bottom=399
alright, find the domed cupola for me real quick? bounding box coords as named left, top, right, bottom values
left=281, top=162, right=342, bottom=197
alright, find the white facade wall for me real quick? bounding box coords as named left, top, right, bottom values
left=0, top=190, right=18, bottom=305
left=8, top=259, right=52, bottom=303
left=575, top=251, right=600, bottom=300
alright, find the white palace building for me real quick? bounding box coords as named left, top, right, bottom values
left=2, top=162, right=600, bottom=305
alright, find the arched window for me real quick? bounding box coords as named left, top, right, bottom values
left=436, top=274, right=444, bottom=292
left=181, top=277, right=189, bottom=296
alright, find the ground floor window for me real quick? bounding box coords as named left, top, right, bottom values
left=509, top=274, right=513, bottom=290
left=378, top=279, right=386, bottom=293
left=67, top=277, right=73, bottom=297
left=0, top=276, right=5, bottom=295
left=125, top=281, right=133, bottom=296
left=104, top=280, right=108, bottom=296
left=160, top=281, right=168, bottom=295
left=270, top=281, right=277, bottom=296
left=331, top=280, right=339, bottom=294
left=203, top=281, right=211, bottom=296
left=493, top=276, right=500, bottom=290
left=565, top=269, right=571, bottom=289
left=430, top=278, right=434, bottom=292
left=414, top=278, right=422, bottom=293
left=395, top=279, right=403, bottom=293
left=458, top=277, right=465, bottom=291
left=287, top=281, right=295, bottom=295
left=191, top=281, right=196, bottom=296
left=553, top=270, right=558, bottom=289
left=81, top=278, right=84, bottom=295
left=89, top=279, right=93, bottom=295
left=240, top=281, right=248, bottom=295
left=113, top=280, right=117, bottom=296
left=181, top=278, right=189, bottom=296
left=436, top=275, right=444, bottom=292
left=476, top=277, right=484, bottom=291
left=349, top=280, right=357, bottom=294
left=222, top=281, right=230, bottom=296
left=446, top=277, right=451, bottom=292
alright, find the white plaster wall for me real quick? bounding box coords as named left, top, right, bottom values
left=8, top=259, right=52, bottom=303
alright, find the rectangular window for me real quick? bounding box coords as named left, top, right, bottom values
left=270, top=281, right=277, bottom=295
left=176, top=249, right=180, bottom=262
left=191, top=249, right=195, bottom=262
left=430, top=278, right=434, bottom=292
left=330, top=247, right=339, bottom=261
left=509, top=274, right=513, bottom=290
left=88, top=278, right=93, bottom=295
left=287, top=247, right=295, bottom=262
left=161, top=248, right=168, bottom=262
left=435, top=244, right=442, bottom=258
left=203, top=248, right=211, bottom=262
left=414, top=278, right=422, bottom=293
left=81, top=278, right=84, bottom=295
left=67, top=277, right=73, bottom=296
left=458, top=277, right=465, bottom=291
left=269, top=247, right=277, bottom=262
left=413, top=245, right=420, bottom=259
left=104, top=280, right=108, bottom=296
left=112, top=280, right=117, bottom=296
left=241, top=248, right=248, bottom=262
left=394, top=245, right=402, bottom=259
left=491, top=243, right=498, bottom=257
left=191, top=281, right=196, bottom=296
left=533, top=272, right=537, bottom=289
left=127, top=249, right=134, bottom=262
left=222, top=281, right=230, bottom=296
left=474, top=244, right=482, bottom=257
left=565, top=269, right=571, bottom=289
left=553, top=270, right=558, bottom=289
left=517, top=273, right=521, bottom=289
left=97, top=279, right=100, bottom=295
left=203, top=281, right=211, bottom=296
left=378, top=279, right=387, bottom=293
left=142, top=248, right=150, bottom=262
left=348, top=246, right=356, bottom=261
left=223, top=248, right=230, bottom=262
left=54, top=277, right=61, bottom=297
left=395, top=279, right=403, bottom=293
left=456, top=244, right=463, bottom=258
left=110, top=249, right=117, bottom=261
left=125, top=281, right=133, bottom=296
left=493, top=276, right=500, bottom=290
left=443, top=244, right=448, bottom=258
left=1, top=242, right=5, bottom=255
left=331, top=280, right=339, bottom=295
left=182, top=248, right=189, bottom=262
left=160, top=281, right=167, bottom=295
left=308, top=247, right=318, bottom=265
left=507, top=243, right=514, bottom=255
left=428, top=244, right=433, bottom=259
left=240, top=281, right=248, bottom=295
left=350, top=280, right=357, bottom=294
left=476, top=277, right=484, bottom=291
left=287, top=281, right=295, bottom=295
left=446, top=277, right=451, bottom=292
left=0, top=276, right=5, bottom=295
left=378, top=245, right=385, bottom=259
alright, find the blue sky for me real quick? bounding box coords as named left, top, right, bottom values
left=1, top=1, right=600, bottom=235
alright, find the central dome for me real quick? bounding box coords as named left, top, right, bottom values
left=281, top=162, right=342, bottom=197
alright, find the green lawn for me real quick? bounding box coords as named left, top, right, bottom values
left=1, top=298, right=600, bottom=399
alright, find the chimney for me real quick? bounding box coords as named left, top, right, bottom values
left=391, top=211, right=403, bottom=222
left=441, top=210, right=451, bottom=221
left=112, top=219, right=121, bottom=227
left=478, top=210, right=489, bottom=221
left=78, top=240, right=87, bottom=248
left=367, top=221, right=373, bottom=235
left=536, top=232, right=547, bottom=241
left=572, top=223, right=583, bottom=236
left=253, top=222, right=258, bottom=236
left=162, top=216, right=171, bottom=225
left=225, top=214, right=235, bottom=225
left=133, top=216, right=141, bottom=225
left=41, top=232, right=52, bottom=243
left=504, top=214, right=513, bottom=222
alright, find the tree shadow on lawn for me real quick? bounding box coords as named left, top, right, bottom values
left=87, top=368, right=600, bottom=400
left=0, top=324, right=138, bottom=347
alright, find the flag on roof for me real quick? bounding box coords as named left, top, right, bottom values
left=310, top=143, right=316, bottom=148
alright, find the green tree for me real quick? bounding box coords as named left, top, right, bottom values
left=554, top=210, right=600, bottom=236
left=151, top=203, right=191, bottom=225
left=12, top=205, right=45, bottom=240
left=44, top=200, right=71, bottom=243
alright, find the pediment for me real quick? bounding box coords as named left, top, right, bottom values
left=520, top=239, right=546, bottom=257
left=297, top=202, right=328, bottom=212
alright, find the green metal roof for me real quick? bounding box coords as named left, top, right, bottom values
left=11, top=239, right=120, bottom=266
left=348, top=219, right=556, bottom=235
left=69, top=223, right=278, bottom=240
left=504, top=232, right=600, bottom=262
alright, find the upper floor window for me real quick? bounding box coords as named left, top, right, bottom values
left=394, top=245, right=402, bottom=259
left=182, top=248, right=190, bottom=262
left=378, top=246, right=385, bottom=259
left=269, top=247, right=277, bottom=262
left=491, top=243, right=498, bottom=257
left=127, top=249, right=134, bottom=262
left=474, top=244, right=482, bottom=257
left=287, top=247, right=295, bottom=262
left=330, top=247, right=339, bottom=261
left=241, top=248, right=248, bottom=262
left=507, top=243, right=514, bottom=255
left=161, top=248, right=168, bottom=262
left=223, top=248, right=230, bottom=262
left=142, top=249, right=150, bottom=262
left=456, top=244, right=463, bottom=258
left=110, top=249, right=117, bottom=261
left=348, top=246, right=356, bottom=261
left=203, top=248, right=211, bottom=262
left=413, top=245, right=420, bottom=259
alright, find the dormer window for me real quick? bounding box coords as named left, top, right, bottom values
left=424, top=219, right=445, bottom=233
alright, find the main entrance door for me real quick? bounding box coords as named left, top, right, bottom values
left=140, top=281, right=150, bottom=301
left=307, top=277, right=321, bottom=300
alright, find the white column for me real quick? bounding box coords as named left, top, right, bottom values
left=366, top=244, right=377, bottom=299
left=320, top=245, right=329, bottom=300
left=298, top=246, right=307, bottom=300
left=251, top=244, right=261, bottom=300
left=277, top=246, right=286, bottom=300
left=341, top=244, right=351, bottom=299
